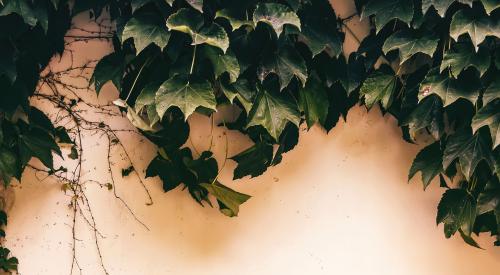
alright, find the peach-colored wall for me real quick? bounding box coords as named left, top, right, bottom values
left=4, top=1, right=500, bottom=274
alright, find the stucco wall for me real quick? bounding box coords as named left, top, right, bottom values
left=4, top=1, right=500, bottom=274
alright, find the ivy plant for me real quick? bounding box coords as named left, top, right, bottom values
left=0, top=2, right=499, bottom=271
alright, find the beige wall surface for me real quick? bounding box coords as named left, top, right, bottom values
left=4, top=1, right=500, bottom=274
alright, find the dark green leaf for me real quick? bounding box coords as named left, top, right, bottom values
left=253, top=3, right=301, bottom=37
left=166, top=8, right=229, bottom=52
left=19, top=127, right=61, bottom=170
left=459, top=228, right=483, bottom=249
left=437, top=188, right=476, bottom=237
left=483, top=78, right=499, bottom=105
left=122, top=13, right=171, bottom=53
left=338, top=54, right=366, bottom=95
left=359, top=70, right=398, bottom=109
left=258, top=46, right=307, bottom=91
left=200, top=182, right=251, bottom=217
left=215, top=8, right=254, bottom=31
left=440, top=42, right=491, bottom=77
left=361, top=0, right=414, bottom=33
left=299, top=73, right=329, bottom=128
left=401, top=95, right=444, bottom=141
left=90, top=52, right=125, bottom=95
left=155, top=74, right=216, bottom=120
left=477, top=176, right=500, bottom=215
left=0, top=147, right=18, bottom=185
left=409, top=142, right=443, bottom=189
left=443, top=127, right=493, bottom=180
left=220, top=78, right=257, bottom=114
left=419, top=68, right=481, bottom=106
left=0, top=0, right=37, bottom=28
left=202, top=47, right=240, bottom=83
left=246, top=90, right=300, bottom=140
left=450, top=7, right=500, bottom=51
left=231, top=142, right=273, bottom=179
left=300, top=18, right=342, bottom=58
left=421, top=0, right=472, bottom=17
left=382, top=30, right=439, bottom=65
left=472, top=99, right=499, bottom=148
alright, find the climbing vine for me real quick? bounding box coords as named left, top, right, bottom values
left=0, top=0, right=499, bottom=272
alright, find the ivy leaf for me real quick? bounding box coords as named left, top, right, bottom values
left=131, top=0, right=156, bottom=13
left=0, top=46, right=16, bottom=83
left=0, top=247, right=18, bottom=271
left=271, top=123, right=299, bottom=166
left=32, top=0, right=49, bottom=32
left=401, top=95, right=444, bottom=141
left=19, top=127, right=61, bottom=170
left=382, top=30, right=439, bottom=65
left=450, top=7, right=500, bottom=51
left=0, top=0, right=37, bottom=28
left=135, top=81, right=161, bottom=115
left=166, top=8, right=229, bottom=52
left=166, top=8, right=203, bottom=34
left=361, top=0, right=414, bottom=33
left=440, top=42, right=490, bottom=77
left=472, top=99, right=499, bottom=149
left=459, top=228, right=483, bottom=249
left=246, top=90, right=300, bottom=140
left=409, top=142, right=443, bottom=189
left=231, top=142, right=273, bottom=179
left=215, top=8, right=254, bottom=31
left=202, top=47, right=240, bottom=83
left=359, top=70, right=398, bottom=109
left=0, top=147, right=18, bottom=185
left=135, top=81, right=162, bottom=128
left=155, top=74, right=216, bottom=120
left=421, top=0, right=473, bottom=17
left=483, top=78, right=499, bottom=105
left=122, top=13, right=171, bottom=53
left=253, top=3, right=301, bottom=37
left=127, top=105, right=162, bottom=132
left=419, top=68, right=481, bottom=106
left=481, top=0, right=500, bottom=15
left=443, top=127, right=493, bottom=180
left=258, top=45, right=307, bottom=91
left=0, top=211, right=6, bottom=226
left=300, top=18, right=342, bottom=58
left=200, top=182, right=251, bottom=217
left=220, top=78, right=257, bottom=114
left=186, top=0, right=203, bottom=13
left=299, top=73, right=329, bottom=128
left=146, top=151, right=184, bottom=192
left=192, top=24, right=229, bottom=53
left=437, top=188, right=476, bottom=237
left=477, top=176, right=500, bottom=215
left=338, top=54, right=366, bottom=95
left=90, top=52, right=125, bottom=95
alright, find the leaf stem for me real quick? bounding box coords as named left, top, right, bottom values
left=190, top=44, right=197, bottom=75
left=125, top=57, right=152, bottom=103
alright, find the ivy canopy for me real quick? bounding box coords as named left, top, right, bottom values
left=0, top=3, right=499, bottom=271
